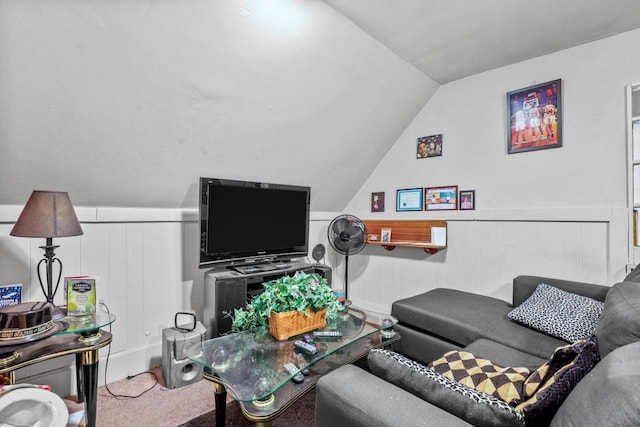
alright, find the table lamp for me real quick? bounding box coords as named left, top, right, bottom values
left=10, top=191, right=83, bottom=318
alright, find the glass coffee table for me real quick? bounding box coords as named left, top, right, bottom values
left=187, top=306, right=399, bottom=426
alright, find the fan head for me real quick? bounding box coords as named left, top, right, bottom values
left=327, top=214, right=367, bottom=255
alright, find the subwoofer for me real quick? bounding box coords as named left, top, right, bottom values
left=161, top=321, right=206, bottom=389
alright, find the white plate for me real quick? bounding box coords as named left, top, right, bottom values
left=0, top=387, right=68, bottom=427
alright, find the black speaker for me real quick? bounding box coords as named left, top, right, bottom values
left=312, top=243, right=326, bottom=262
left=312, top=264, right=332, bottom=285
left=161, top=321, right=206, bottom=389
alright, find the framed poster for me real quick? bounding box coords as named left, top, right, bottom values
left=424, top=186, right=458, bottom=211
left=371, top=192, right=385, bottom=212
left=396, top=188, right=424, bottom=211
left=507, top=79, right=562, bottom=154
left=459, top=190, right=475, bottom=210
left=417, top=134, right=443, bottom=158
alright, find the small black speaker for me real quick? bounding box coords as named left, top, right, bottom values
left=312, top=243, right=326, bottom=262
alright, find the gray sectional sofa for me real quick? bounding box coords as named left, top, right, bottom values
left=316, top=274, right=640, bottom=426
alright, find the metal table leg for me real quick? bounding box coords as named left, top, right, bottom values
left=214, top=382, right=227, bottom=426
left=81, top=349, right=99, bottom=427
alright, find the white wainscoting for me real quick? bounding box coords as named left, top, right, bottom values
left=0, top=208, right=624, bottom=395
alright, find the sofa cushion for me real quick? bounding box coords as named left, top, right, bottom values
left=507, top=283, right=604, bottom=342
left=594, top=281, right=640, bottom=359
left=368, top=349, right=525, bottom=427
left=550, top=341, right=640, bottom=427
left=392, top=288, right=568, bottom=359
left=428, top=350, right=530, bottom=405
left=316, top=364, right=474, bottom=427
left=515, top=336, right=599, bottom=425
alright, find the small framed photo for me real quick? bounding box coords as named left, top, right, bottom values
left=459, top=190, right=475, bottom=210
left=396, top=188, right=424, bottom=211
left=371, top=192, right=385, bottom=212
left=425, top=186, right=458, bottom=211
left=507, top=79, right=562, bottom=154
left=381, top=228, right=392, bottom=243
left=417, top=134, right=443, bottom=158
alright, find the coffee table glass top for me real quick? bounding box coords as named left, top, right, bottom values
left=187, top=307, right=396, bottom=402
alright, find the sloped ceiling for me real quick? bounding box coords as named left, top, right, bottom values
left=324, top=0, right=640, bottom=84
left=0, top=1, right=436, bottom=211
left=2, top=0, right=640, bottom=212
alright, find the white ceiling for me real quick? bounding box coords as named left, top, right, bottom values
left=324, top=0, right=640, bottom=83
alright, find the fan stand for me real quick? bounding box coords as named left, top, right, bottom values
left=344, top=254, right=350, bottom=301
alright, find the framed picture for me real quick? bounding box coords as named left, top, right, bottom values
left=424, top=186, right=458, bottom=211
left=396, top=188, right=424, bottom=211
left=459, top=190, right=475, bottom=210
left=417, top=134, right=443, bottom=158
left=371, top=192, right=385, bottom=212
left=507, top=79, right=562, bottom=154
left=381, top=228, right=392, bottom=243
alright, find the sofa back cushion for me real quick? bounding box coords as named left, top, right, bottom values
left=622, top=265, right=640, bottom=283
left=550, top=341, right=640, bottom=427
left=594, top=281, right=640, bottom=359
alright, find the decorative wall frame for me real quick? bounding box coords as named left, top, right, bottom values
left=371, top=192, right=385, bottom=212
left=424, top=186, right=458, bottom=211
left=507, top=79, right=562, bottom=154
left=459, top=190, right=475, bottom=210
left=417, top=134, right=443, bottom=158
left=396, top=188, right=424, bottom=211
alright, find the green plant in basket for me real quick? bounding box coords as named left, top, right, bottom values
left=227, top=271, right=343, bottom=333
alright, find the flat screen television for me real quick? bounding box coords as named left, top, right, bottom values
left=199, top=177, right=311, bottom=269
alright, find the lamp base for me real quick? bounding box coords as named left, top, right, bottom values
left=50, top=304, right=66, bottom=321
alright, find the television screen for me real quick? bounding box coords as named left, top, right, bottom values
left=199, top=177, right=310, bottom=269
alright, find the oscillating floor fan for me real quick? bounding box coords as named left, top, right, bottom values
left=327, top=214, right=367, bottom=301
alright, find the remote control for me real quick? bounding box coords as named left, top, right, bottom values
left=313, top=330, right=343, bottom=339
left=285, top=363, right=305, bottom=384
left=294, top=340, right=317, bottom=355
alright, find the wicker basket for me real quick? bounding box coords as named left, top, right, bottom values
left=268, top=309, right=326, bottom=341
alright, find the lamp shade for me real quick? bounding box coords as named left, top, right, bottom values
left=10, top=191, right=83, bottom=238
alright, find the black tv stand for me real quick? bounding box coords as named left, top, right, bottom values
left=203, top=260, right=332, bottom=338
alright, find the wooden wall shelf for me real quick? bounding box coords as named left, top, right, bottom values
left=362, top=220, right=447, bottom=254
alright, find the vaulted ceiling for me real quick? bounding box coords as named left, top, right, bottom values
left=325, top=0, right=640, bottom=83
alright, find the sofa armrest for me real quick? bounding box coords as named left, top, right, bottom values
left=316, top=364, right=473, bottom=427
left=512, top=275, right=609, bottom=306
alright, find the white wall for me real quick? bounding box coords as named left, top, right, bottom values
left=340, top=29, right=640, bottom=313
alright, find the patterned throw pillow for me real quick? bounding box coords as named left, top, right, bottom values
left=507, top=283, right=604, bottom=342
left=515, top=336, right=599, bottom=425
left=428, top=350, right=531, bottom=405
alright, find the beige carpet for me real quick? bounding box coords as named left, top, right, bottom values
left=64, top=366, right=217, bottom=427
